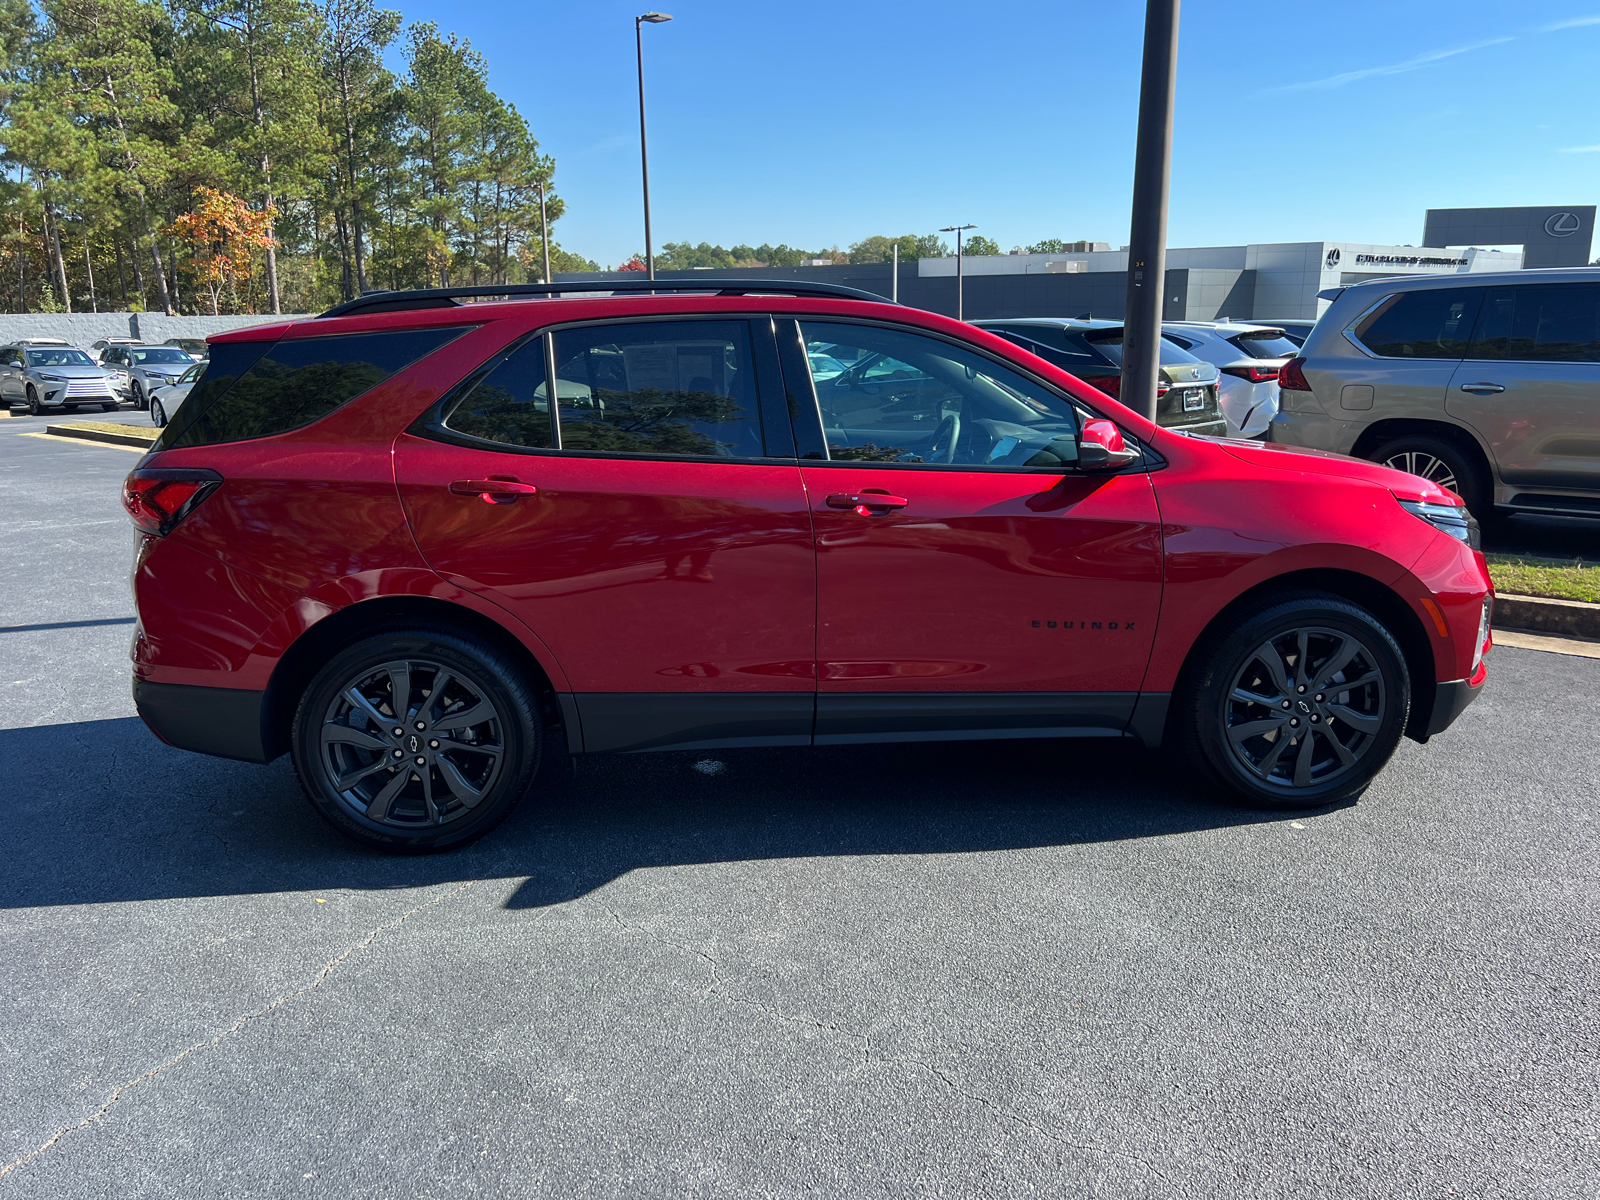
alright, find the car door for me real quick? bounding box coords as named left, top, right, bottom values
left=1338, top=286, right=1481, bottom=423
left=1448, top=281, right=1600, bottom=491
left=0, top=348, right=19, bottom=401
left=781, top=317, right=1165, bottom=744
left=395, top=315, right=818, bottom=755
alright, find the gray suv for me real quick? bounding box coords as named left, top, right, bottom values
left=1271, top=268, right=1600, bottom=520
left=0, top=343, right=120, bottom=414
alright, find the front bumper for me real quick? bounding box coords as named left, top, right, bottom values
left=1422, top=675, right=1484, bottom=739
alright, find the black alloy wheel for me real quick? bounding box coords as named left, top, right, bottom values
left=25, top=386, right=39, bottom=417
left=1179, top=593, right=1410, bottom=809
left=291, top=627, right=543, bottom=852
left=1373, top=434, right=1490, bottom=519
left=131, top=380, right=147, bottom=410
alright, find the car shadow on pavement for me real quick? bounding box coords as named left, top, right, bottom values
left=1, top=716, right=1300, bottom=911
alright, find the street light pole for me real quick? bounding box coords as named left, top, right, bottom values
left=635, top=12, right=672, bottom=282
left=891, top=242, right=898, bottom=303
left=1122, top=0, right=1180, bottom=423
left=940, top=224, right=976, bottom=321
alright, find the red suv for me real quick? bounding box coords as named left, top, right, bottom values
left=124, top=281, right=1493, bottom=852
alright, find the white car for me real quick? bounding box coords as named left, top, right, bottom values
left=1162, top=321, right=1300, bottom=438
left=147, top=359, right=206, bottom=426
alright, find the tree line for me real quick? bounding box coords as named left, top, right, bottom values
left=626, top=233, right=1103, bottom=272
left=0, top=0, right=596, bottom=315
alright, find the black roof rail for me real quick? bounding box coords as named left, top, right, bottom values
left=318, top=277, right=895, bottom=319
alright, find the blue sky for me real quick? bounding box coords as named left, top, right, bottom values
left=390, top=0, right=1600, bottom=267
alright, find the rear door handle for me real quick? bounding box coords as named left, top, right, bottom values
left=825, top=491, right=909, bottom=515
left=449, top=476, right=539, bottom=504
left=1458, top=383, right=1505, bottom=394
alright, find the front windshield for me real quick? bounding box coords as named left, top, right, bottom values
left=131, top=347, right=193, bottom=364
left=26, top=349, right=95, bottom=367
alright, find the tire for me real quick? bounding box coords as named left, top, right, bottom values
left=26, top=386, right=39, bottom=417
left=1176, top=592, right=1410, bottom=810
left=150, top=399, right=166, bottom=427
left=131, top=380, right=146, bottom=410
left=1371, top=433, right=1491, bottom=520
left=290, top=626, right=543, bottom=852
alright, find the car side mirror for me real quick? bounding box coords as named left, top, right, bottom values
left=1077, top=418, right=1140, bottom=471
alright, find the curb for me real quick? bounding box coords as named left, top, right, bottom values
left=43, top=424, right=158, bottom=450
left=1494, top=592, right=1600, bottom=641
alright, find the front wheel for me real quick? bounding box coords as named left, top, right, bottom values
left=26, top=386, right=39, bottom=417
left=150, top=399, right=166, bottom=426
left=1177, top=593, right=1410, bottom=810
left=131, top=380, right=147, bottom=410
left=290, top=627, right=544, bottom=852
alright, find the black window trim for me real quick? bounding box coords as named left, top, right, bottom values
left=772, top=312, right=1160, bottom=476
left=412, top=313, right=800, bottom=466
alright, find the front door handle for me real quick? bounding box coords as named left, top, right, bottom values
left=825, top=491, right=909, bottom=516
left=450, top=476, right=539, bottom=504
left=1458, top=382, right=1505, bottom=394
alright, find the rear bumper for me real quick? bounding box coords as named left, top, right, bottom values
left=133, top=679, right=271, bottom=763
left=1423, top=676, right=1484, bottom=739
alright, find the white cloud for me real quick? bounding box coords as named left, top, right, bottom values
left=1541, top=14, right=1600, bottom=29
left=1558, top=144, right=1600, bottom=153
left=1268, top=37, right=1516, bottom=92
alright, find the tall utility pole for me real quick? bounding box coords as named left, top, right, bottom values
left=537, top=178, right=552, bottom=285
left=891, top=242, right=898, bottom=303
left=635, top=12, right=672, bottom=281
left=940, top=224, right=976, bottom=321
left=1121, top=0, right=1181, bottom=422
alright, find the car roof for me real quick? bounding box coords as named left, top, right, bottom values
left=971, top=317, right=1126, bottom=330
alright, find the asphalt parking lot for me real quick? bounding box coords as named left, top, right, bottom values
left=2, top=413, right=1597, bottom=1199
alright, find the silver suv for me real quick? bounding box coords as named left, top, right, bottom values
left=1271, top=268, right=1600, bottom=520
left=0, top=343, right=120, bottom=414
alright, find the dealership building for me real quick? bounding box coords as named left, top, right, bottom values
left=560, top=205, right=1595, bottom=324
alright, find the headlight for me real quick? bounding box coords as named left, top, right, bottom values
left=38, top=373, right=65, bottom=382
left=1396, top=497, right=1480, bottom=550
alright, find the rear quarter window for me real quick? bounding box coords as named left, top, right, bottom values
left=164, top=327, right=469, bottom=450
left=1353, top=288, right=1482, bottom=358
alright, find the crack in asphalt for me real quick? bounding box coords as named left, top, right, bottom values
left=0, top=880, right=478, bottom=1182
left=605, top=909, right=1168, bottom=1180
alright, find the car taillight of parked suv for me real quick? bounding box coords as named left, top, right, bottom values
left=1271, top=268, right=1600, bottom=521
left=126, top=279, right=1493, bottom=853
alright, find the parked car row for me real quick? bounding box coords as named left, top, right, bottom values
left=0, top=336, right=205, bottom=417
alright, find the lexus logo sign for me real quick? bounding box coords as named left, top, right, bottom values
left=1544, top=212, right=1582, bottom=237
left=1325, top=247, right=1341, bottom=269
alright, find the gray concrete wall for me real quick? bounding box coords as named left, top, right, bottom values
left=0, top=312, right=308, bottom=347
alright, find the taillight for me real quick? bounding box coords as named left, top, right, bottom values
left=1221, top=366, right=1281, bottom=384
left=1278, top=357, right=1311, bottom=391
left=1087, top=374, right=1121, bottom=399
left=122, top=468, right=222, bottom=536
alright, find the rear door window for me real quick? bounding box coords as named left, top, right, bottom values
left=1466, top=283, right=1600, bottom=362
left=165, top=327, right=469, bottom=449
left=1353, top=288, right=1482, bottom=358
left=551, top=320, right=766, bottom=459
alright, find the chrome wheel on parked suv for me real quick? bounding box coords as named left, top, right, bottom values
left=291, top=627, right=543, bottom=851
left=1181, top=593, right=1409, bottom=809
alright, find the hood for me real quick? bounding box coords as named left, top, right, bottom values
left=1212, top=437, right=1460, bottom=503
left=34, top=365, right=109, bottom=379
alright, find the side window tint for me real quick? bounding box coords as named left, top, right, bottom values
left=1467, top=284, right=1600, bottom=362
left=800, top=321, right=1083, bottom=469
left=441, top=336, right=553, bottom=448
left=550, top=320, right=765, bottom=459
left=170, top=327, right=469, bottom=449
left=1354, top=288, right=1481, bottom=358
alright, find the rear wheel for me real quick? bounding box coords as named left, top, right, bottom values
left=1177, top=592, right=1410, bottom=810
left=1372, top=433, right=1490, bottom=519
left=291, top=627, right=543, bottom=852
